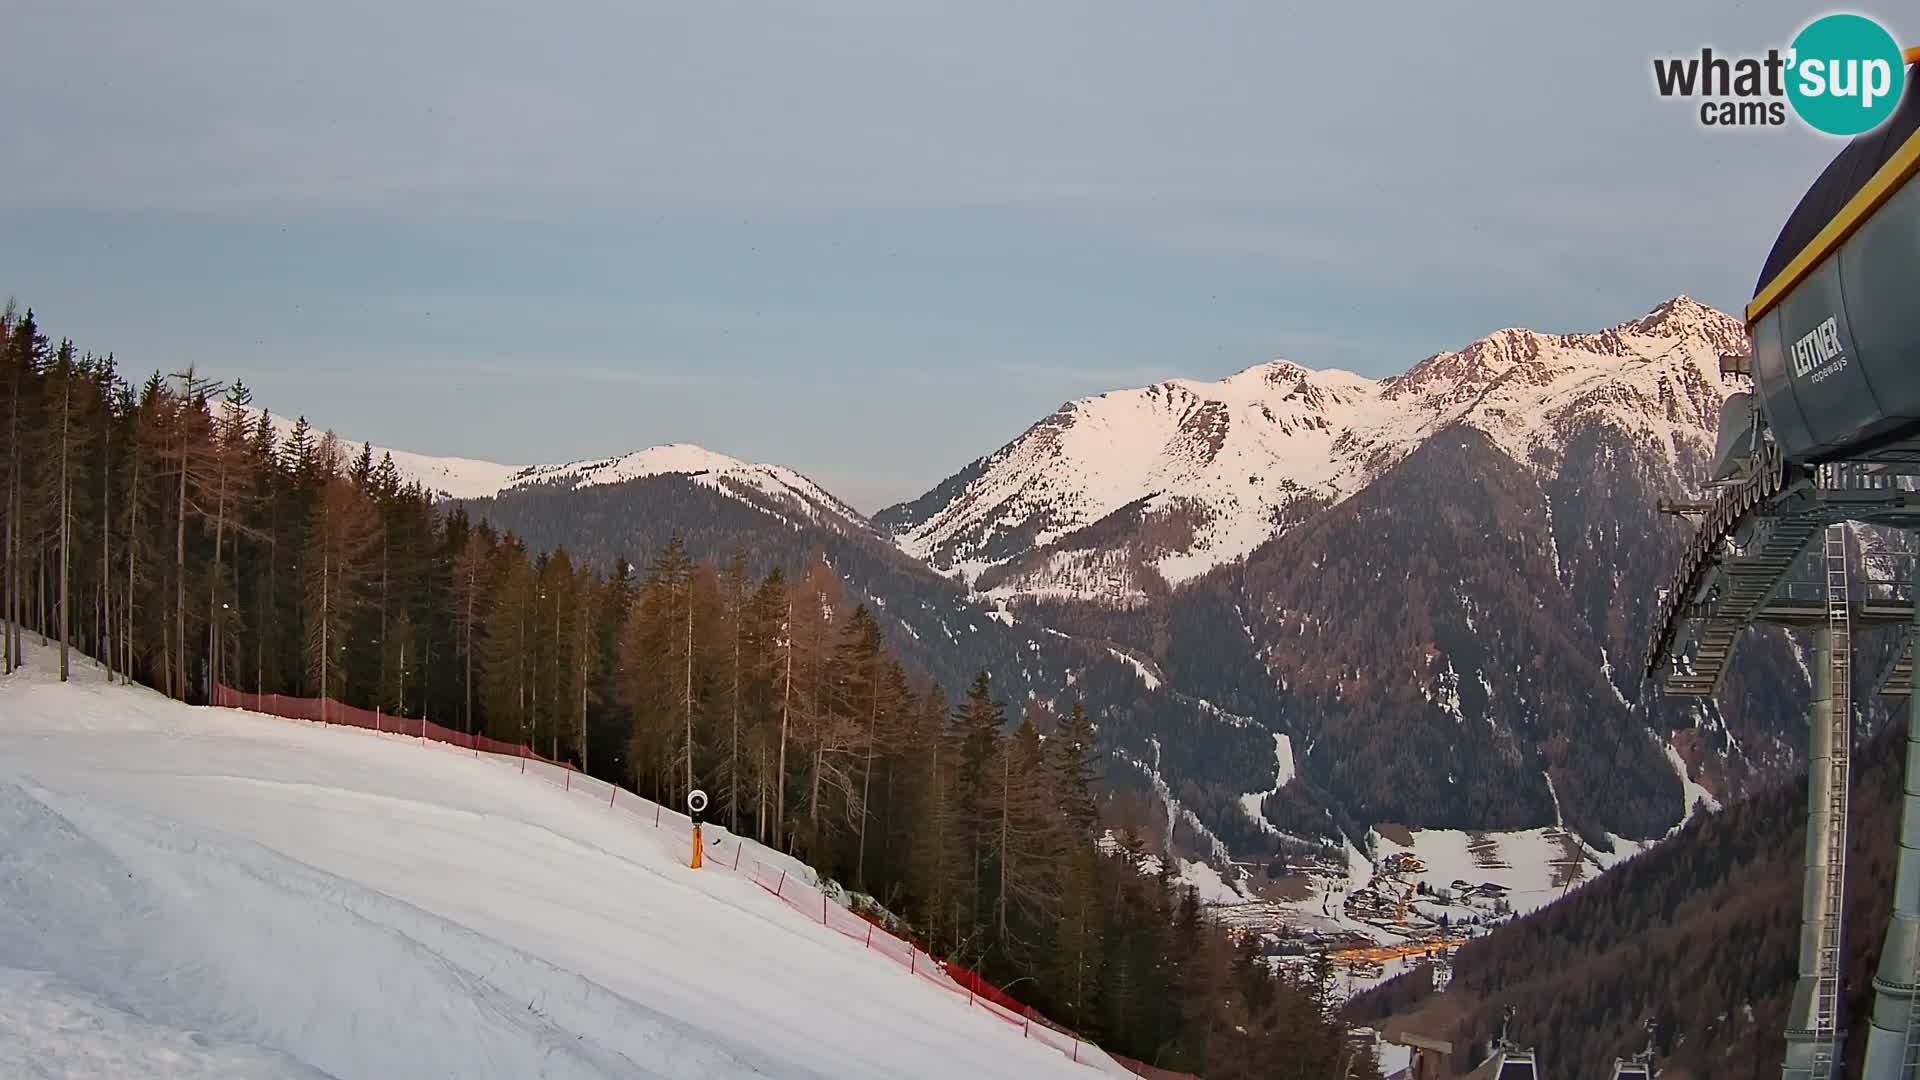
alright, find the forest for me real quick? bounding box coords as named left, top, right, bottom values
left=1350, top=706, right=1910, bottom=1078
left=0, top=304, right=1376, bottom=1078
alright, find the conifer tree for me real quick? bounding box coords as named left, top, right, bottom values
left=3, top=310, right=51, bottom=672
left=480, top=538, right=535, bottom=742
left=587, top=557, right=634, bottom=780
left=951, top=671, right=1005, bottom=951
left=721, top=547, right=750, bottom=833
left=47, top=341, right=83, bottom=679
left=303, top=435, right=380, bottom=711
left=206, top=382, right=262, bottom=691
left=161, top=368, right=222, bottom=700
left=450, top=526, right=493, bottom=734
left=989, top=710, right=1061, bottom=964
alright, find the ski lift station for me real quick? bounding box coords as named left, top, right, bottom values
left=1645, top=45, right=1920, bottom=1080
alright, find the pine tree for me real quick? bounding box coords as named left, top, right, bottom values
left=536, top=548, right=578, bottom=761
left=721, top=547, right=750, bottom=833
left=951, top=670, right=1005, bottom=954
left=842, top=606, right=897, bottom=892
left=622, top=534, right=696, bottom=802
left=47, top=341, right=84, bottom=679
left=479, top=538, right=535, bottom=743
left=382, top=607, right=417, bottom=715
left=3, top=309, right=51, bottom=672
left=302, top=435, right=380, bottom=711
left=796, top=562, right=857, bottom=865
left=205, top=382, right=262, bottom=692
left=1050, top=701, right=1101, bottom=840
left=746, top=567, right=790, bottom=842
left=910, top=685, right=960, bottom=953
left=570, top=561, right=597, bottom=769
left=989, top=710, right=1061, bottom=966
left=777, top=584, right=795, bottom=850
left=0, top=302, right=15, bottom=673
left=450, top=528, right=492, bottom=735
left=93, top=358, right=127, bottom=681
left=1052, top=839, right=1105, bottom=1030
left=160, top=368, right=223, bottom=700
left=587, top=557, right=634, bottom=781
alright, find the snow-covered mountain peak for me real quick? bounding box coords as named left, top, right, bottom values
left=883, top=298, right=1746, bottom=600
left=1219, top=358, right=1314, bottom=390
left=240, top=407, right=864, bottom=532
left=509, top=443, right=766, bottom=490
left=1616, top=294, right=1747, bottom=355
left=503, top=444, right=865, bottom=528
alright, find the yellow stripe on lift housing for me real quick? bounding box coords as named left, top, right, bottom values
left=1747, top=48, right=1920, bottom=328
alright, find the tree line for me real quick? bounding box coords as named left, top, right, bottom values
left=0, top=304, right=1375, bottom=1077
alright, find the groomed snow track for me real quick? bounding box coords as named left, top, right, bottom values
left=0, top=644, right=1137, bottom=1080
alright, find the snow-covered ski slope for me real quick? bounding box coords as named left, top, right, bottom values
left=0, top=647, right=1114, bottom=1079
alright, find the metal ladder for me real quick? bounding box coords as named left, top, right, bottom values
left=1814, top=522, right=1854, bottom=1080
left=1906, top=561, right=1920, bottom=1075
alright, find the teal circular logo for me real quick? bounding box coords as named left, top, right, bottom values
left=1787, top=14, right=1906, bottom=136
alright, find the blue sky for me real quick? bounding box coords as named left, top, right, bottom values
left=0, top=1, right=1880, bottom=510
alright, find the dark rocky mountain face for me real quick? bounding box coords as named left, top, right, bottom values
left=1151, top=423, right=1821, bottom=848
left=1223, top=427, right=1661, bottom=839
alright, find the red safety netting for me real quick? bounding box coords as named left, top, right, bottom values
left=748, top=857, right=791, bottom=896
left=213, top=685, right=584, bottom=771
left=1028, top=1020, right=1082, bottom=1059
left=865, top=921, right=916, bottom=968
left=945, top=962, right=1033, bottom=1018
left=823, top=900, right=877, bottom=945
left=210, top=684, right=1194, bottom=1080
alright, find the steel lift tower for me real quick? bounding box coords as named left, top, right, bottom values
left=1647, top=50, right=1920, bottom=1080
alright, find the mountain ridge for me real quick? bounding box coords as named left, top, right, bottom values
left=877, top=295, right=1743, bottom=603
left=244, top=408, right=862, bottom=532
left=254, top=293, right=1739, bottom=588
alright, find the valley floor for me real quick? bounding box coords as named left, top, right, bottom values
left=0, top=643, right=1107, bottom=1079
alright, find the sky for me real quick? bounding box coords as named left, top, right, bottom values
left=0, top=1, right=1886, bottom=511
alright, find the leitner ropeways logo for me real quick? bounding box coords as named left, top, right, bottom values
left=1653, top=13, right=1907, bottom=135
left=1791, top=315, right=1850, bottom=384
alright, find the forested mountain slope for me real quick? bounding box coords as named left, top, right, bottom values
left=1351, top=713, right=1911, bottom=1078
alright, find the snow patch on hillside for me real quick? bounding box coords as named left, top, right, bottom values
left=1172, top=859, right=1245, bottom=905
left=1107, top=649, right=1162, bottom=691
left=1665, top=740, right=1723, bottom=824
left=1237, top=734, right=1294, bottom=836
left=1116, top=748, right=1229, bottom=866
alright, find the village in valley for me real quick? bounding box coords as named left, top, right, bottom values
left=1102, top=810, right=1633, bottom=1004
